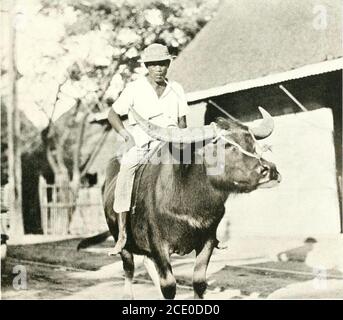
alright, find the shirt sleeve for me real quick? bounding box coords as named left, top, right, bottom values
left=111, top=84, right=133, bottom=116
left=175, top=82, right=190, bottom=118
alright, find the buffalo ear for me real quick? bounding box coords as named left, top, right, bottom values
left=216, top=117, right=231, bottom=130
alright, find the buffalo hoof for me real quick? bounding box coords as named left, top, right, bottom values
left=216, top=241, right=228, bottom=250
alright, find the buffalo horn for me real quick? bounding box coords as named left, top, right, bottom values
left=249, top=107, right=274, bottom=140
left=129, top=107, right=218, bottom=144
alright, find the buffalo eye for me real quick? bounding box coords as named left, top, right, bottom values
left=226, top=144, right=238, bottom=152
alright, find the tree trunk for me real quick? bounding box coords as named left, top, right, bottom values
left=55, top=171, right=73, bottom=234
left=7, top=0, right=24, bottom=237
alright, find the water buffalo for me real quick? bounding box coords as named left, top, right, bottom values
left=78, top=107, right=281, bottom=299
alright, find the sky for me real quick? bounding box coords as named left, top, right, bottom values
left=2, top=0, right=75, bottom=128
left=1, top=0, right=174, bottom=128
left=1, top=0, right=218, bottom=128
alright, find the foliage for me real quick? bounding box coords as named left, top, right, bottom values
left=22, top=0, right=219, bottom=180
left=33, top=0, right=219, bottom=117
left=1, top=0, right=219, bottom=232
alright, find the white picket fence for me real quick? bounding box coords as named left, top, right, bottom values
left=39, top=177, right=107, bottom=236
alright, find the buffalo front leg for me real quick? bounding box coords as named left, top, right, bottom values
left=121, top=249, right=134, bottom=299
left=151, top=251, right=176, bottom=300
left=158, top=262, right=176, bottom=300
left=193, top=238, right=216, bottom=299
left=143, top=256, right=164, bottom=299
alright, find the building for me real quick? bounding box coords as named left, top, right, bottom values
left=168, top=0, right=342, bottom=236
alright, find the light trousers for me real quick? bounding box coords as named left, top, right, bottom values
left=113, top=140, right=161, bottom=213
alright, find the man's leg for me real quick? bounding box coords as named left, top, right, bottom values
left=109, top=210, right=128, bottom=256
left=109, top=147, right=145, bottom=256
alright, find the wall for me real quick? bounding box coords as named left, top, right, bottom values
left=224, top=108, right=340, bottom=237
left=187, top=71, right=342, bottom=237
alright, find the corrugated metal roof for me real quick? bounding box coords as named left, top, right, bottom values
left=168, top=0, right=342, bottom=99
left=186, top=58, right=343, bottom=102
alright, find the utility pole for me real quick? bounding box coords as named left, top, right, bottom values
left=6, top=0, right=24, bottom=237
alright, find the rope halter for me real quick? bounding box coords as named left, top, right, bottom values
left=211, top=126, right=272, bottom=162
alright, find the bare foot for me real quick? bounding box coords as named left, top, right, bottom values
left=108, top=236, right=127, bottom=256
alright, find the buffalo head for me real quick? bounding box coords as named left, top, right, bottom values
left=130, top=106, right=281, bottom=193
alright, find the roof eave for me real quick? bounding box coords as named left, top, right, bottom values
left=186, top=58, right=343, bottom=103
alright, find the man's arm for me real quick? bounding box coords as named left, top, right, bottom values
left=108, top=108, right=135, bottom=148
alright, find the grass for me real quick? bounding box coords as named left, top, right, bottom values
left=1, top=259, right=110, bottom=300
left=6, top=238, right=117, bottom=271
left=1, top=237, right=125, bottom=300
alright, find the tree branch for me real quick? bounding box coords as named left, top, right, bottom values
left=93, top=47, right=130, bottom=111
left=54, top=129, right=69, bottom=172
left=73, top=111, right=88, bottom=176
left=49, top=77, right=68, bottom=124
left=80, top=127, right=110, bottom=178
left=46, top=146, right=60, bottom=175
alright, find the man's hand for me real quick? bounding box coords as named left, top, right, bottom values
left=108, top=109, right=135, bottom=153
left=119, top=129, right=136, bottom=152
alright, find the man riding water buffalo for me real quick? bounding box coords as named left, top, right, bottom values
left=108, top=43, right=227, bottom=255
left=80, top=43, right=281, bottom=299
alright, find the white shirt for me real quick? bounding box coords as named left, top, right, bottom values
left=112, top=76, right=190, bottom=147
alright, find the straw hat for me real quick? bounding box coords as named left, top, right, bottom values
left=139, top=43, right=174, bottom=63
